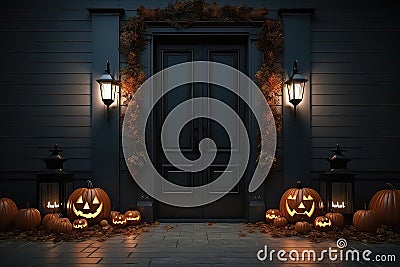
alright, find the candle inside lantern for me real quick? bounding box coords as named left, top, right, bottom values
left=331, top=201, right=346, bottom=209
left=47, top=201, right=60, bottom=209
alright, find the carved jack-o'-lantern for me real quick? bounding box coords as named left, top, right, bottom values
left=67, top=180, right=111, bottom=225
left=314, top=216, right=332, bottom=231
left=111, top=214, right=127, bottom=227
left=72, top=219, right=88, bottom=231
left=124, top=209, right=141, bottom=226
left=279, top=181, right=324, bottom=223
left=265, top=209, right=281, bottom=224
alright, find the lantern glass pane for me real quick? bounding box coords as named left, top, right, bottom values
left=39, top=182, right=60, bottom=214
left=331, top=182, right=353, bottom=214
left=101, top=82, right=113, bottom=100
left=293, top=82, right=305, bottom=100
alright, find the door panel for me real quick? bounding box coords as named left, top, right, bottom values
left=154, top=38, right=246, bottom=220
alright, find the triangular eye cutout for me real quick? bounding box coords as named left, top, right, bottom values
left=92, top=196, right=100, bottom=204
left=287, top=194, right=296, bottom=200
left=303, top=195, right=314, bottom=200
left=76, top=195, right=83, bottom=204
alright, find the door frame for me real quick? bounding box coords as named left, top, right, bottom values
left=139, top=23, right=265, bottom=222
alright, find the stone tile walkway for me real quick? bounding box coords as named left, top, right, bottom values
left=0, top=223, right=399, bottom=266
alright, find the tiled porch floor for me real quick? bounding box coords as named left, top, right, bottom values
left=0, top=223, right=398, bottom=266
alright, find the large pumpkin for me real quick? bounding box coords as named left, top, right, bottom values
left=353, top=209, right=379, bottom=232
left=0, top=197, right=18, bottom=231
left=67, top=180, right=111, bottom=225
left=279, top=181, right=324, bottom=223
left=14, top=206, right=41, bottom=230
left=368, top=183, right=400, bottom=225
left=51, top=218, right=72, bottom=233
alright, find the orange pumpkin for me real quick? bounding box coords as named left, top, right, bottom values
left=369, top=183, right=400, bottom=225
left=111, top=214, right=127, bottom=227
left=265, top=209, right=281, bottom=224
left=314, top=216, right=332, bottom=231
left=295, top=221, right=311, bottom=234
left=14, top=206, right=41, bottom=230
left=273, top=217, right=288, bottom=227
left=42, top=213, right=62, bottom=228
left=279, top=181, right=324, bottom=223
left=67, top=180, right=111, bottom=225
left=72, top=219, right=88, bottom=231
left=124, top=209, right=141, bottom=226
left=51, top=218, right=72, bottom=233
left=110, top=209, right=120, bottom=222
left=325, top=212, right=345, bottom=228
left=353, top=209, right=379, bottom=232
left=100, top=220, right=109, bottom=227
left=0, top=197, right=18, bottom=231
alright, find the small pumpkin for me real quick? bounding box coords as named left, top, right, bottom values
left=100, top=219, right=109, bottom=227
left=353, top=206, right=379, bottom=232
left=369, top=183, right=400, bottom=226
left=42, top=213, right=62, bottom=228
left=265, top=209, right=281, bottom=224
left=124, top=208, right=141, bottom=226
left=111, top=214, right=127, bottom=227
left=325, top=211, right=345, bottom=228
left=51, top=218, right=72, bottom=233
left=295, top=221, right=311, bottom=234
left=314, top=216, right=332, bottom=231
left=273, top=217, right=288, bottom=227
left=110, top=209, right=120, bottom=222
left=66, top=180, right=111, bottom=225
left=0, top=197, right=18, bottom=231
left=14, top=205, right=41, bottom=230
left=279, top=181, right=324, bottom=223
left=72, top=219, right=88, bottom=231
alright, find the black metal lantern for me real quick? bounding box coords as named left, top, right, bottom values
left=36, top=145, right=74, bottom=215
left=96, top=60, right=120, bottom=115
left=319, top=145, right=355, bottom=218
left=284, top=60, right=308, bottom=118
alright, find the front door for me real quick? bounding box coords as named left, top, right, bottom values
left=153, top=36, right=247, bottom=220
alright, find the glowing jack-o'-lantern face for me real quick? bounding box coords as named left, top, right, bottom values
left=279, top=181, right=324, bottom=223
left=314, top=216, right=332, bottom=231
left=265, top=209, right=281, bottom=224
left=124, top=209, right=141, bottom=226
left=67, top=180, right=111, bottom=225
left=111, top=214, right=127, bottom=227
left=72, top=219, right=88, bottom=230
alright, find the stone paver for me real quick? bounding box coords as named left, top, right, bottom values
left=0, top=223, right=399, bottom=266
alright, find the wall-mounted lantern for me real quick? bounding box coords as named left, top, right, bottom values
left=319, top=144, right=355, bottom=220
left=96, top=60, right=120, bottom=120
left=36, top=145, right=74, bottom=216
left=284, top=60, right=308, bottom=118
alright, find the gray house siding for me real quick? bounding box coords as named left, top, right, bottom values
left=1, top=0, right=399, bottom=214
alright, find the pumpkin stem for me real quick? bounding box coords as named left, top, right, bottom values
left=386, top=183, right=396, bottom=191
left=86, top=180, right=94, bottom=189
left=363, top=202, right=367, bottom=210
left=296, top=180, right=303, bottom=189
left=26, top=202, right=30, bottom=208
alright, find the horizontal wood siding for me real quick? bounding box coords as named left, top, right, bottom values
left=1, top=1, right=95, bottom=205
left=310, top=2, right=400, bottom=206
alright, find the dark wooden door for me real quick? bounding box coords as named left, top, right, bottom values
left=153, top=36, right=246, bottom=220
